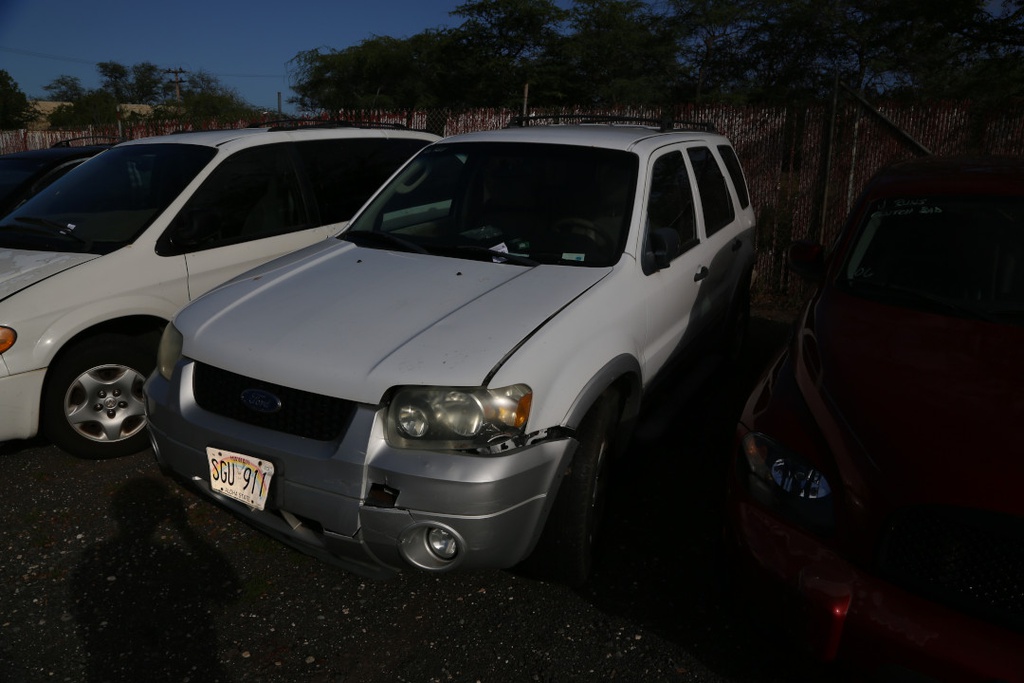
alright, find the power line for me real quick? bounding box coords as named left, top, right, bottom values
left=0, top=45, right=97, bottom=66
left=0, top=45, right=283, bottom=79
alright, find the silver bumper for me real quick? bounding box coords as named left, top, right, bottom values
left=145, top=369, right=576, bottom=579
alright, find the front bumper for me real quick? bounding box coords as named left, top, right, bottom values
left=729, top=499, right=1024, bottom=683
left=144, top=365, right=576, bottom=579
left=0, top=366, right=46, bottom=442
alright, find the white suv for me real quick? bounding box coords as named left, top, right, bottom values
left=0, top=123, right=438, bottom=458
left=145, top=120, right=756, bottom=586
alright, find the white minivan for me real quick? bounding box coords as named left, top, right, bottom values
left=0, top=123, right=438, bottom=458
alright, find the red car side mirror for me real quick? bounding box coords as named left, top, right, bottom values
left=787, top=240, right=825, bottom=281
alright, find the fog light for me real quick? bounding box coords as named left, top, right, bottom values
left=427, top=527, right=458, bottom=560
left=398, top=523, right=465, bottom=571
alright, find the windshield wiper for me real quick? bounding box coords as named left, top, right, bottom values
left=3, top=216, right=93, bottom=250
left=453, top=245, right=539, bottom=267
left=340, top=230, right=429, bottom=254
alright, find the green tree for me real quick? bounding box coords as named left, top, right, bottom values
left=554, top=0, right=680, bottom=106
left=98, top=61, right=170, bottom=105
left=449, top=0, right=567, bottom=106
left=42, top=74, right=86, bottom=102
left=669, top=0, right=757, bottom=102
left=0, top=70, right=34, bottom=128
left=156, top=69, right=257, bottom=120
left=47, top=90, right=120, bottom=127
left=288, top=31, right=453, bottom=112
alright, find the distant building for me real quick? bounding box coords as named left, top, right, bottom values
left=27, top=101, right=154, bottom=130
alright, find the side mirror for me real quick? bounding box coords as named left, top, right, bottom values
left=644, top=227, right=681, bottom=273
left=787, top=240, right=825, bottom=281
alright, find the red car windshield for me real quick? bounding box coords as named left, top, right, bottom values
left=839, top=196, right=1024, bottom=325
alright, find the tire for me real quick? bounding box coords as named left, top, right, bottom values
left=524, top=392, right=619, bottom=587
left=42, top=334, right=156, bottom=459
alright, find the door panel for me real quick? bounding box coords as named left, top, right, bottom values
left=638, top=149, right=709, bottom=379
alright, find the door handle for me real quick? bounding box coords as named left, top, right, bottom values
left=731, top=238, right=742, bottom=252
left=694, top=266, right=709, bottom=282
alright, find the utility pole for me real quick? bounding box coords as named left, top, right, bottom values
left=164, top=68, right=186, bottom=103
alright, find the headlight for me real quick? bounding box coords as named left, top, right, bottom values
left=740, top=431, right=834, bottom=533
left=0, top=326, right=16, bottom=354
left=386, top=384, right=532, bottom=450
left=156, top=322, right=184, bottom=380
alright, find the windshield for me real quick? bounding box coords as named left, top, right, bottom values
left=344, top=142, right=638, bottom=267
left=0, top=143, right=216, bottom=254
left=0, top=158, right=51, bottom=203
left=839, top=196, right=1024, bottom=325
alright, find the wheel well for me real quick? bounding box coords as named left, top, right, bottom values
left=45, top=316, right=168, bottom=386
left=599, top=374, right=641, bottom=460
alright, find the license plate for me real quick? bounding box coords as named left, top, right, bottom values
left=206, top=447, right=275, bottom=511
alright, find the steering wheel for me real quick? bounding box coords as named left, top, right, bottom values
left=550, top=217, right=611, bottom=252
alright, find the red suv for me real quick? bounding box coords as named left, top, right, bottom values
left=728, top=156, right=1024, bottom=682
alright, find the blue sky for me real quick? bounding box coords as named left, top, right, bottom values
left=0, top=0, right=469, bottom=113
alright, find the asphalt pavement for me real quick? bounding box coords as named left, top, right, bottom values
left=0, top=306, right=845, bottom=683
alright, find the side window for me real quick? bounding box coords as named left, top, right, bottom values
left=173, top=144, right=307, bottom=252
left=646, top=151, right=697, bottom=253
left=687, top=146, right=736, bottom=237
left=296, top=138, right=431, bottom=225
left=717, top=144, right=750, bottom=210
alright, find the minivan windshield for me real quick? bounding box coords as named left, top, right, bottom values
left=839, top=196, right=1024, bottom=325
left=343, top=142, right=638, bottom=267
left=0, top=143, right=216, bottom=254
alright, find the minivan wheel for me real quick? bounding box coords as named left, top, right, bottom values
left=42, top=334, right=155, bottom=459
left=523, top=391, right=618, bottom=588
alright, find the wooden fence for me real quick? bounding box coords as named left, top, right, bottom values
left=3, top=99, right=1022, bottom=296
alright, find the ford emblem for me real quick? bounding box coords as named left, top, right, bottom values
left=240, top=388, right=282, bottom=414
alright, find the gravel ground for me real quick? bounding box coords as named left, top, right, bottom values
left=1, top=307, right=843, bottom=683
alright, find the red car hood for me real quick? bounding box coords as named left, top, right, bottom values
left=795, top=288, right=1024, bottom=517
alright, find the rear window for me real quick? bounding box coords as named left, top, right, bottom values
left=687, top=146, right=736, bottom=237
left=717, top=145, right=750, bottom=209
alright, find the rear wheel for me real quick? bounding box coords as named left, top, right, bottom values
left=42, top=334, right=156, bottom=459
left=524, top=392, right=619, bottom=587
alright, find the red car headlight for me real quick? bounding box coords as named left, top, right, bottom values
left=740, top=431, right=835, bottom=534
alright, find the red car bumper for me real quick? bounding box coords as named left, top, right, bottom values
left=730, top=500, right=1024, bottom=683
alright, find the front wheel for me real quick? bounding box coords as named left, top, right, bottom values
left=42, top=334, right=156, bottom=459
left=523, top=392, right=619, bottom=587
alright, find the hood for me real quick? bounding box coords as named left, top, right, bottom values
left=796, top=288, right=1024, bottom=516
left=0, top=249, right=100, bottom=302
left=178, top=241, right=610, bottom=405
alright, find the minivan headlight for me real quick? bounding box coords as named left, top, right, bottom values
left=386, top=384, right=532, bottom=450
left=156, top=322, right=183, bottom=380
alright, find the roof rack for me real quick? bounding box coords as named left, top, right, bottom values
left=51, top=135, right=120, bottom=148
left=506, top=114, right=716, bottom=133
left=246, top=118, right=418, bottom=132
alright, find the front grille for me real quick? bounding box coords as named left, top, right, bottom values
left=192, top=362, right=353, bottom=441
left=876, top=505, right=1024, bottom=633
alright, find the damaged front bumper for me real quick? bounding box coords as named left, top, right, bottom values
left=144, top=366, right=577, bottom=579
